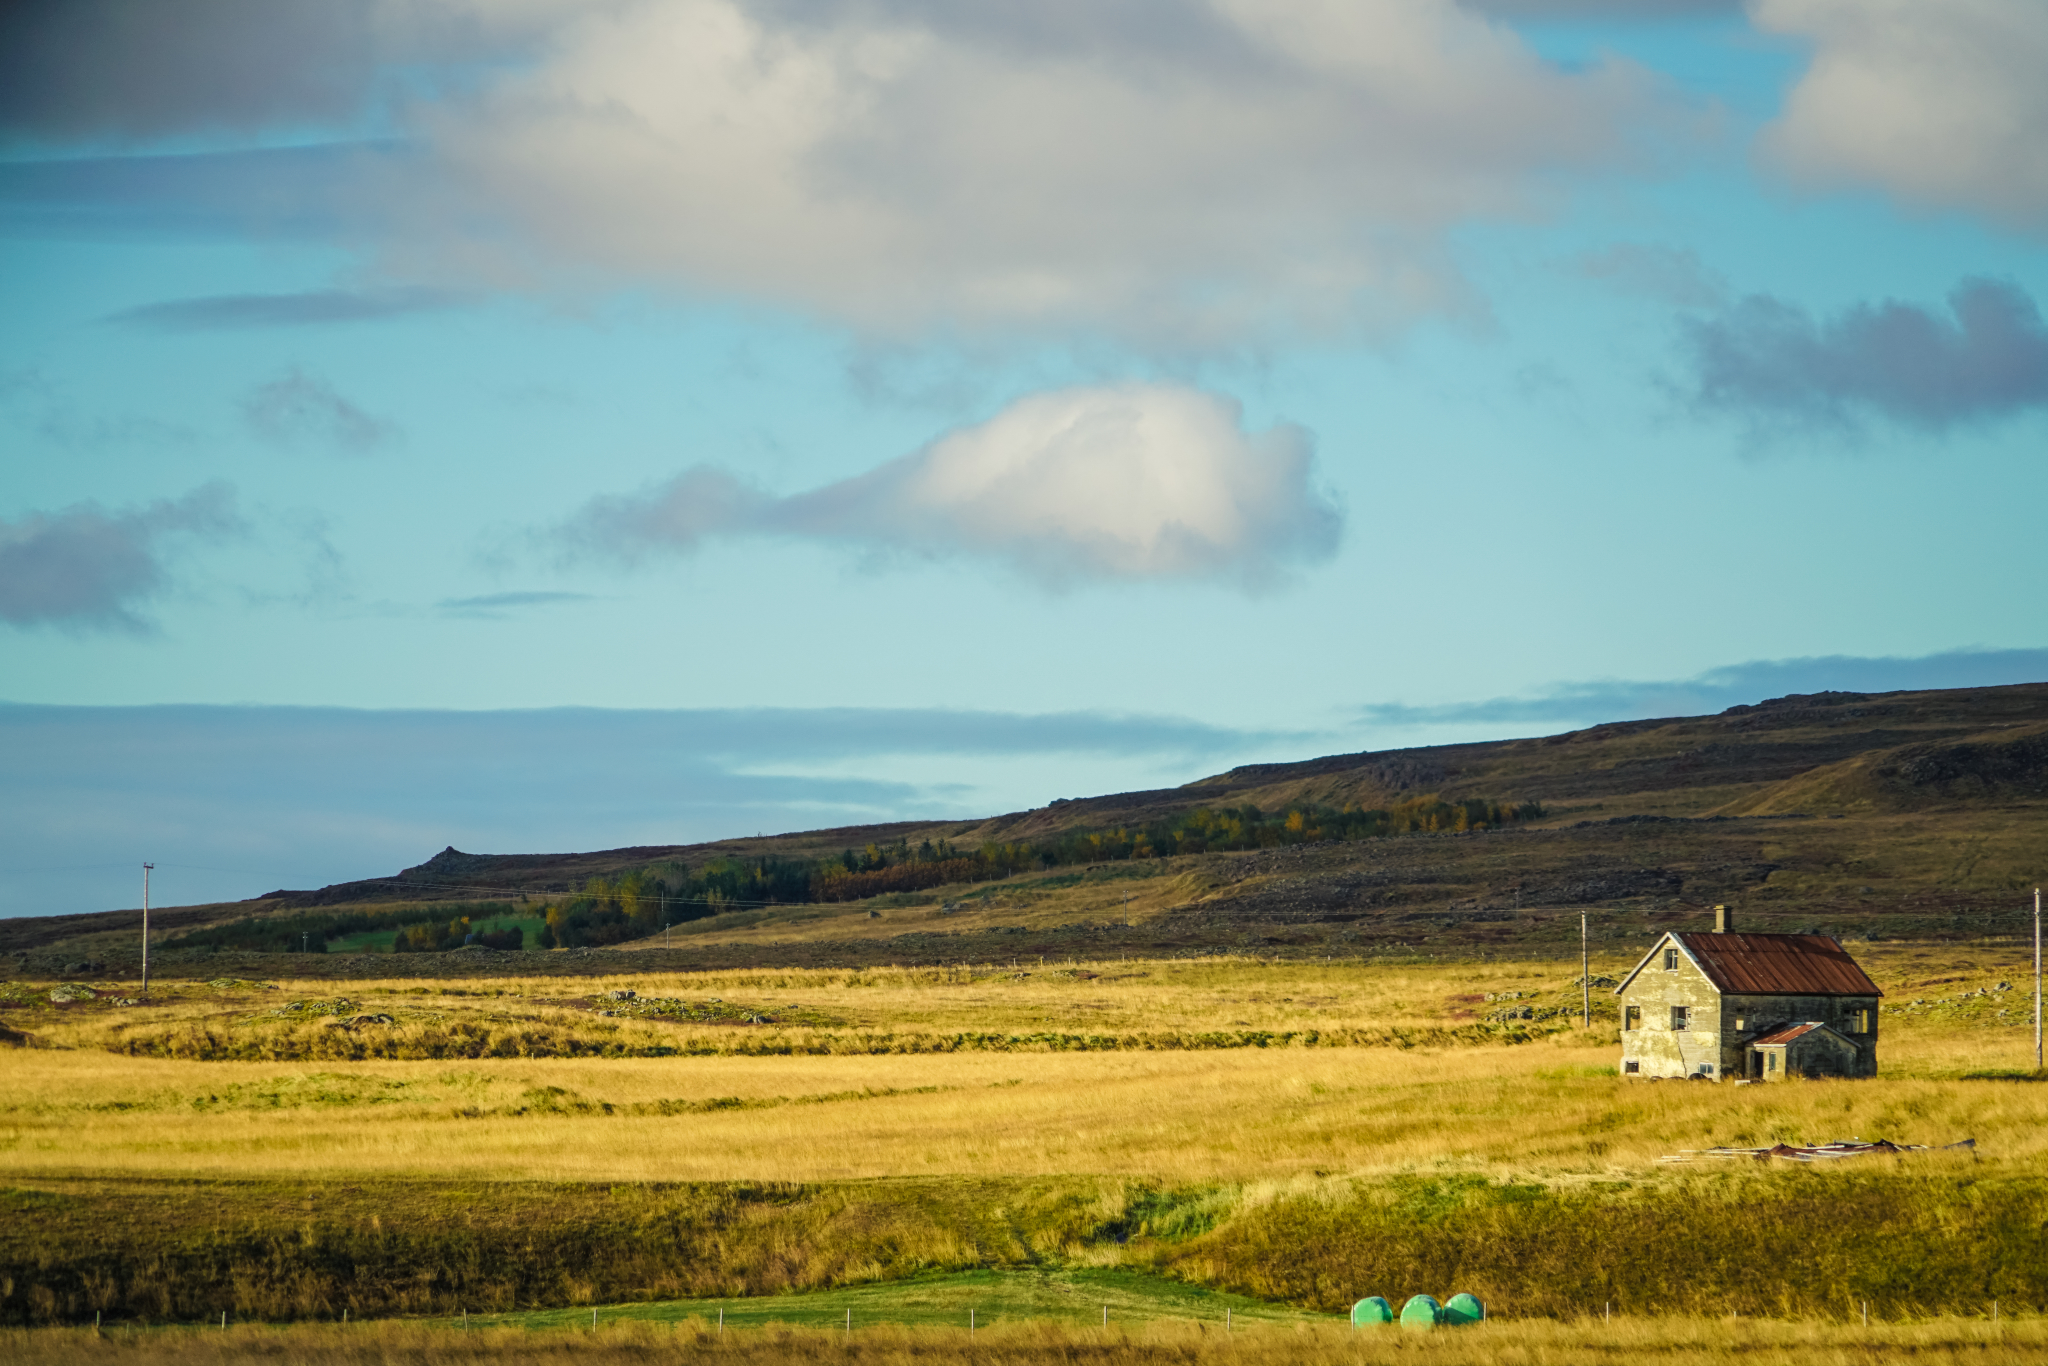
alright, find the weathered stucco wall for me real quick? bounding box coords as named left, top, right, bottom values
left=1619, top=942, right=1724, bottom=1078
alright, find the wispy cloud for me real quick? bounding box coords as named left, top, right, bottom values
left=1681, top=279, right=2048, bottom=433
left=0, top=482, right=242, bottom=631
left=437, top=590, right=596, bottom=618
left=554, top=383, right=1341, bottom=590
left=105, top=286, right=464, bottom=331
left=1359, top=646, right=2048, bottom=731
left=1570, top=242, right=1727, bottom=308
left=242, top=369, right=397, bottom=452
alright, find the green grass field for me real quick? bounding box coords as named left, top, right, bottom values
left=461, top=1267, right=1312, bottom=1332
left=326, top=913, right=546, bottom=954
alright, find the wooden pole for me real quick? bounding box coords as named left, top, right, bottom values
left=2034, top=887, right=2041, bottom=1072
left=141, top=864, right=153, bottom=997
left=1582, top=912, right=1590, bottom=1029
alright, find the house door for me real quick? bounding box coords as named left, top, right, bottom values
left=1746, top=1050, right=1762, bottom=1080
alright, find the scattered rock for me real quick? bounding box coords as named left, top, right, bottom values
left=608, top=989, right=636, bottom=1001
left=48, top=984, right=96, bottom=1003
left=106, top=997, right=139, bottom=1006
left=322, top=1013, right=394, bottom=1030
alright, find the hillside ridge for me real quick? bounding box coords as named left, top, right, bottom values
left=7, top=680, right=2046, bottom=966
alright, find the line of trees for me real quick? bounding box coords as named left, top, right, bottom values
left=395, top=917, right=523, bottom=953
left=163, top=901, right=522, bottom=955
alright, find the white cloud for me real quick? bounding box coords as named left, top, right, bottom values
left=557, top=382, right=1341, bottom=587
left=385, top=0, right=1661, bottom=344
left=1756, top=0, right=2048, bottom=234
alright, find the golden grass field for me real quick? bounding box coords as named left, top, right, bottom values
left=5, top=946, right=2044, bottom=1184
left=10, top=1315, right=2048, bottom=1366
left=4, top=943, right=2047, bottom=1359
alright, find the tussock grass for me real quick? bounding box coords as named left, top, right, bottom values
left=7, top=1315, right=2048, bottom=1365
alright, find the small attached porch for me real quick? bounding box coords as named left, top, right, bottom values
left=1747, top=1021, right=1863, bottom=1081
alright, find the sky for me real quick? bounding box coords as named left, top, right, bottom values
left=4, top=0, right=2047, bottom=917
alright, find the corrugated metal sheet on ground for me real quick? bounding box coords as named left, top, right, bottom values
left=1660, top=1138, right=1974, bottom=1164
left=1675, top=932, right=1883, bottom=997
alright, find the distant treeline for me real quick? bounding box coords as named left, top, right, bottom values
left=537, top=795, right=1544, bottom=946
left=163, top=901, right=523, bottom=955
left=164, top=795, right=1543, bottom=953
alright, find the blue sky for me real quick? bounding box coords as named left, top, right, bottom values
left=3, top=0, right=2046, bottom=916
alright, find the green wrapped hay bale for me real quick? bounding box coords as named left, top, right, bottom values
left=1442, top=1292, right=1485, bottom=1325
left=1399, top=1294, right=1442, bottom=1329
left=1350, top=1296, right=1394, bottom=1326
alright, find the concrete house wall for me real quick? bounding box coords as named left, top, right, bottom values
left=1618, top=938, right=1726, bottom=1079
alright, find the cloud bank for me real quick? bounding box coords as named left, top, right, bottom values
left=0, top=701, right=1291, bottom=917
left=0, top=483, right=241, bottom=630
left=0, top=0, right=381, bottom=142
left=1360, top=646, right=2048, bottom=732
left=557, top=383, right=1341, bottom=587
left=1757, top=0, right=2048, bottom=234
left=1681, top=278, right=2048, bottom=431
left=6, top=0, right=1668, bottom=345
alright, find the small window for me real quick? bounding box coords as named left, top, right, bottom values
left=1663, top=947, right=1679, bottom=971
left=1624, top=1004, right=1642, bottom=1031
left=1766, top=1052, right=1778, bottom=1072
left=1734, top=1015, right=1748, bottom=1031
left=1623, top=1060, right=1640, bottom=1074
left=1670, top=1005, right=1691, bottom=1031
left=1853, top=1007, right=1872, bottom=1034
left=1699, top=1063, right=1713, bottom=1075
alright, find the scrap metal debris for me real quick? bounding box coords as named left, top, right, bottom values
left=1659, top=1138, right=1975, bottom=1163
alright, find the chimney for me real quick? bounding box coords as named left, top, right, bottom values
left=1713, top=904, right=1733, bottom=934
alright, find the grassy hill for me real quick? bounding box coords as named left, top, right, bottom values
left=8, top=681, right=2047, bottom=974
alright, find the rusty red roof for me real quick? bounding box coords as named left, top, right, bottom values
left=1674, top=932, right=1883, bottom=998
left=1751, top=1021, right=1828, bottom=1046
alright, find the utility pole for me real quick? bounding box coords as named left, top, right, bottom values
left=2034, top=887, right=2041, bottom=1073
left=1582, top=911, right=1590, bottom=1029
left=141, top=863, right=153, bottom=997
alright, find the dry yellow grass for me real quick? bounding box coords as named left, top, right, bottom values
left=4, top=950, right=2042, bottom=1187
left=6, top=1314, right=2048, bottom=1366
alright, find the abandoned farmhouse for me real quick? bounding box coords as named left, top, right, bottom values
left=1614, top=906, right=1882, bottom=1081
